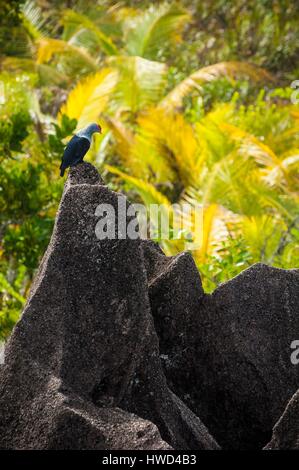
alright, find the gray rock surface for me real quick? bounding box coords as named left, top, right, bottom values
left=145, top=247, right=299, bottom=449
left=143, top=240, right=205, bottom=401
left=1, top=161, right=298, bottom=450
left=198, top=264, right=299, bottom=449
left=0, top=162, right=219, bottom=450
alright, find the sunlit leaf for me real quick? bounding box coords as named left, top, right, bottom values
left=124, top=3, right=190, bottom=59
left=161, top=62, right=273, bottom=110
left=58, top=69, right=118, bottom=129
left=109, top=56, right=167, bottom=113
left=21, top=0, right=47, bottom=40
left=37, top=38, right=98, bottom=71
left=106, top=165, right=171, bottom=207
left=62, top=9, right=118, bottom=56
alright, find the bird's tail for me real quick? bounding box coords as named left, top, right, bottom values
left=60, top=165, right=65, bottom=177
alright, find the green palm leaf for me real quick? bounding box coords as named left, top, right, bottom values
left=21, top=0, right=47, bottom=41
left=109, top=56, right=167, bottom=113
left=124, top=3, right=190, bottom=59
left=62, top=9, right=118, bottom=56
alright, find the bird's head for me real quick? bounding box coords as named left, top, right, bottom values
left=76, top=123, right=102, bottom=142
left=88, top=123, right=102, bottom=135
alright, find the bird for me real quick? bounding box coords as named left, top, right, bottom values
left=60, top=123, right=102, bottom=177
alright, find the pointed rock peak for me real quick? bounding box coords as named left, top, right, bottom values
left=67, top=162, right=104, bottom=186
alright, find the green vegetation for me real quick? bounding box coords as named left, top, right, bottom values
left=1, top=1, right=299, bottom=338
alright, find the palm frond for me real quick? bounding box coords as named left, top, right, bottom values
left=262, top=153, right=299, bottom=189
left=241, top=215, right=284, bottom=261
left=21, top=0, right=46, bottom=40
left=161, top=62, right=273, bottom=110
left=105, top=117, right=135, bottom=165
left=179, top=189, right=240, bottom=262
left=195, top=103, right=235, bottom=165
left=36, top=38, right=98, bottom=71
left=281, top=154, right=299, bottom=168
left=199, top=203, right=235, bottom=262
left=109, top=56, right=167, bottom=113
left=58, top=69, right=118, bottom=129
left=220, top=123, right=295, bottom=188
left=124, top=3, right=190, bottom=59
left=62, top=9, right=118, bottom=56
left=221, top=123, right=278, bottom=163
left=2, top=57, right=70, bottom=86
left=106, top=164, right=177, bottom=245
left=106, top=165, right=171, bottom=207
left=132, top=108, right=201, bottom=185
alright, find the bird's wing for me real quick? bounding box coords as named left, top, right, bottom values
left=61, top=136, right=90, bottom=168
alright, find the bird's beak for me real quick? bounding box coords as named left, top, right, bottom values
left=98, top=125, right=102, bottom=134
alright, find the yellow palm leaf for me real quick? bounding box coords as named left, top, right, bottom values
left=106, top=165, right=171, bottom=207
left=105, top=117, right=135, bottom=164
left=200, top=203, right=219, bottom=261
left=189, top=202, right=239, bottom=262
left=220, top=123, right=293, bottom=187
left=161, top=61, right=273, bottom=110
left=221, top=123, right=279, bottom=164
left=109, top=56, right=167, bottom=113
left=132, top=108, right=201, bottom=185
left=58, top=69, right=118, bottom=129
left=179, top=185, right=241, bottom=262
left=290, top=109, right=299, bottom=120
left=264, top=153, right=299, bottom=188
left=37, top=38, right=97, bottom=69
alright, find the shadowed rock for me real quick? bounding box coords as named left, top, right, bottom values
left=142, top=240, right=205, bottom=399
left=145, top=249, right=299, bottom=449
left=0, top=162, right=219, bottom=450
left=264, top=388, right=299, bottom=450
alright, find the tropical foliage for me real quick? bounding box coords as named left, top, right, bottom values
left=0, top=0, right=299, bottom=338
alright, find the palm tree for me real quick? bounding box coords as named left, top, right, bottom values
left=104, top=100, right=299, bottom=281
left=6, top=1, right=298, bottom=289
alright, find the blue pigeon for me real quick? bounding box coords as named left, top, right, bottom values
left=60, top=123, right=102, bottom=177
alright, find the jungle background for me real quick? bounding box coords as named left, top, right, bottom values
left=0, top=0, right=299, bottom=339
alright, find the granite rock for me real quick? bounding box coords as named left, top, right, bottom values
left=0, top=162, right=218, bottom=450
